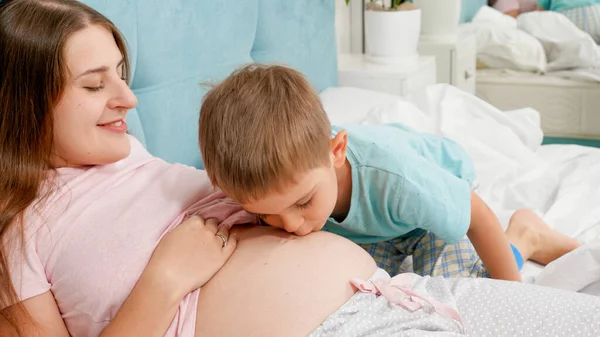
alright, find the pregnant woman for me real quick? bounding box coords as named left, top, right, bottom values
left=1, top=1, right=598, bottom=336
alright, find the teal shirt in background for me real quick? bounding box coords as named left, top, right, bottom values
left=537, top=0, right=600, bottom=11
left=323, top=124, right=476, bottom=245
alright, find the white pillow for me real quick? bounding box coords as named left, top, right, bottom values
left=459, top=22, right=547, bottom=72
left=518, top=11, right=600, bottom=71
left=471, top=5, right=518, bottom=29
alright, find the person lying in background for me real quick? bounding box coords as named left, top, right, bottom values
left=536, top=0, right=600, bottom=43
left=491, top=0, right=600, bottom=43
left=489, top=0, right=537, bottom=18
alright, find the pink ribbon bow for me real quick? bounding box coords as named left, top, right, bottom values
left=351, top=273, right=464, bottom=326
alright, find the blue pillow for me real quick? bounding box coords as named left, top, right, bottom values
left=460, top=0, right=488, bottom=23
left=251, top=0, right=337, bottom=93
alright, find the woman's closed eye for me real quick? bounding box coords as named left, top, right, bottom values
left=84, top=83, right=104, bottom=92
left=84, top=70, right=125, bottom=92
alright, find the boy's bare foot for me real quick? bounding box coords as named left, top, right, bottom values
left=506, top=209, right=580, bottom=265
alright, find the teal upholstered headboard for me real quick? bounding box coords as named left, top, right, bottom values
left=460, top=0, right=488, bottom=23
left=80, top=0, right=338, bottom=168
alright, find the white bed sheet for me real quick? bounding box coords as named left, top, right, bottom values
left=476, top=68, right=600, bottom=139
left=320, top=84, right=600, bottom=295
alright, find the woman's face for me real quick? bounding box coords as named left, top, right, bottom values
left=52, top=24, right=137, bottom=167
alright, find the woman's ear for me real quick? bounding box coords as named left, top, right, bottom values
left=330, top=130, right=348, bottom=168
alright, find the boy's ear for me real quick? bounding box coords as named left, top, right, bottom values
left=330, top=130, right=348, bottom=169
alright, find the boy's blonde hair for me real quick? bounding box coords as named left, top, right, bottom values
left=199, top=64, right=332, bottom=203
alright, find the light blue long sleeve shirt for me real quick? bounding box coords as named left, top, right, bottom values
left=537, top=0, right=600, bottom=11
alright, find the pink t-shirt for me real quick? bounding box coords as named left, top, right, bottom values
left=5, top=136, right=256, bottom=337
left=493, top=0, right=538, bottom=13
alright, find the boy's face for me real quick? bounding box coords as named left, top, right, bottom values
left=242, top=165, right=339, bottom=236
left=242, top=131, right=349, bottom=236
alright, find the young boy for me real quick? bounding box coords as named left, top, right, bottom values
left=198, top=64, right=579, bottom=281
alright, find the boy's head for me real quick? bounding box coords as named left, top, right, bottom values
left=199, top=64, right=348, bottom=236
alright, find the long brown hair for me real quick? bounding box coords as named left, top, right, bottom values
left=0, top=0, right=130, bottom=334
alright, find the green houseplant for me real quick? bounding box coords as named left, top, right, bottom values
left=346, top=0, right=415, bottom=11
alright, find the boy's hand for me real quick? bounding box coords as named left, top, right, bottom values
left=467, top=191, right=522, bottom=282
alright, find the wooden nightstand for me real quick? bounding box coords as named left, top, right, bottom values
left=418, top=36, right=477, bottom=94
left=337, top=53, right=437, bottom=97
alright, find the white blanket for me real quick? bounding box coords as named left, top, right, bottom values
left=518, top=11, right=600, bottom=71
left=461, top=7, right=600, bottom=81
left=310, top=268, right=600, bottom=336
left=320, top=84, right=600, bottom=295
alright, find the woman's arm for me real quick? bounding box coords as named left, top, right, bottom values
left=99, top=271, right=182, bottom=337
left=102, top=217, right=239, bottom=336
left=491, top=0, right=521, bottom=16
left=1, top=217, right=237, bottom=336
left=1, top=292, right=69, bottom=337
left=1, top=275, right=182, bottom=337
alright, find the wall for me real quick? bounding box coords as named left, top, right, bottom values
left=335, top=0, right=352, bottom=54
left=336, top=0, right=365, bottom=54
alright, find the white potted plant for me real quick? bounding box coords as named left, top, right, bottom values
left=347, top=0, right=421, bottom=64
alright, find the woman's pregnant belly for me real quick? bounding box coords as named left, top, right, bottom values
left=195, top=226, right=377, bottom=337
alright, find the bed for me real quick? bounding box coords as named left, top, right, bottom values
left=476, top=69, right=600, bottom=141
left=460, top=7, right=600, bottom=144
left=321, top=84, right=600, bottom=295
left=82, top=0, right=599, bottom=301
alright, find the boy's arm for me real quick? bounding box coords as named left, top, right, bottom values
left=468, top=190, right=521, bottom=282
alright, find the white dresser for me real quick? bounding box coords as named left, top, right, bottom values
left=337, top=53, right=437, bottom=97
left=418, top=36, right=477, bottom=94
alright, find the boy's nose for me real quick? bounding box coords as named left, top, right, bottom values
left=281, top=214, right=302, bottom=233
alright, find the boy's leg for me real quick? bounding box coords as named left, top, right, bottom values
left=359, top=238, right=408, bottom=275
left=410, top=210, right=580, bottom=278
left=505, top=209, right=580, bottom=265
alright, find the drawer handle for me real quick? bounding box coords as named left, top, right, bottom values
left=464, top=71, right=473, bottom=80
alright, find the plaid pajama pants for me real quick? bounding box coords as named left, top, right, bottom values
left=561, top=4, right=600, bottom=44
left=359, top=230, right=489, bottom=278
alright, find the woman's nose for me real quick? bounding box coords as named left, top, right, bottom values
left=108, top=80, right=138, bottom=110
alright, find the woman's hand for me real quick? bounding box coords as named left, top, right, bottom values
left=144, top=216, right=238, bottom=299
left=100, top=217, right=237, bottom=337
